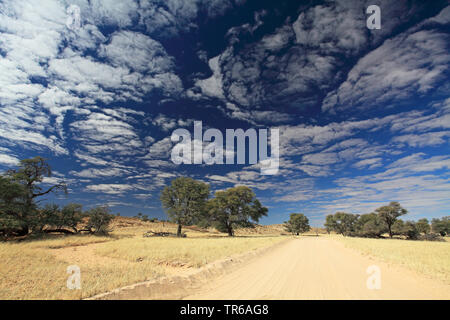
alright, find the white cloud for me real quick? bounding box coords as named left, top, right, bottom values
left=88, top=0, right=138, bottom=27
left=323, top=29, right=450, bottom=113
left=70, top=110, right=146, bottom=158
left=0, top=153, right=20, bottom=166
left=70, top=167, right=129, bottom=178
left=85, top=183, right=134, bottom=194
left=139, top=0, right=244, bottom=38
left=148, top=137, right=173, bottom=159
left=353, top=158, right=383, bottom=170
left=99, top=30, right=176, bottom=73
left=292, top=1, right=367, bottom=55
left=209, top=0, right=422, bottom=110
left=222, top=103, right=292, bottom=125
left=392, top=132, right=450, bottom=148
left=298, top=165, right=330, bottom=177
left=151, top=114, right=194, bottom=132
left=302, top=152, right=339, bottom=165
left=0, top=0, right=183, bottom=160
left=191, top=56, right=225, bottom=99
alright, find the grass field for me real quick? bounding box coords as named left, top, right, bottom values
left=334, top=235, right=450, bottom=284
left=0, top=218, right=287, bottom=299
left=2, top=217, right=448, bottom=299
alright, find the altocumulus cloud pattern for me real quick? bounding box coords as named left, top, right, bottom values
left=0, top=0, right=449, bottom=225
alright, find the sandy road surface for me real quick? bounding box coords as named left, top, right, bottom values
left=183, top=237, right=450, bottom=300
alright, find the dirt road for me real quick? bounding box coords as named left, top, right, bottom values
left=183, top=237, right=450, bottom=300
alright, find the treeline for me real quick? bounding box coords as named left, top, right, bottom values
left=324, top=201, right=449, bottom=241
left=0, top=157, right=113, bottom=238
left=160, top=177, right=268, bottom=237
left=0, top=157, right=268, bottom=239
left=134, top=213, right=159, bottom=222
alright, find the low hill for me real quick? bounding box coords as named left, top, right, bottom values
left=111, top=217, right=290, bottom=236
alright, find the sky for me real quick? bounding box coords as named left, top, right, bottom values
left=0, top=0, right=449, bottom=226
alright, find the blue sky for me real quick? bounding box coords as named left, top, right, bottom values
left=0, top=0, right=449, bottom=226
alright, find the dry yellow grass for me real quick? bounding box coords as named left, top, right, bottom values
left=95, top=236, right=285, bottom=267
left=333, top=235, right=450, bottom=284
left=0, top=218, right=286, bottom=300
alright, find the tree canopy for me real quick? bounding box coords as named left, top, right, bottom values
left=324, top=202, right=445, bottom=241
left=1, top=157, right=112, bottom=238
left=431, top=217, right=449, bottom=236
left=284, top=213, right=310, bottom=235
left=160, top=177, right=210, bottom=237
left=375, top=201, right=407, bottom=238
left=0, top=157, right=67, bottom=236
left=355, top=213, right=387, bottom=238
left=207, top=186, right=268, bottom=236
left=324, top=212, right=358, bottom=236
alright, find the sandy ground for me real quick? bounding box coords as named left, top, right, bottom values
left=182, top=237, right=450, bottom=300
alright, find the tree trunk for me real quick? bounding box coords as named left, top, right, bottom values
left=44, top=229, right=74, bottom=234
left=388, top=225, right=393, bottom=238
left=177, top=224, right=182, bottom=237
left=227, top=224, right=234, bottom=237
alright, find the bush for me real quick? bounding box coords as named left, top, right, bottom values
left=403, top=221, right=420, bottom=240
left=284, top=213, right=310, bottom=235
left=325, top=212, right=358, bottom=236
left=354, top=213, right=387, bottom=238
left=419, top=233, right=445, bottom=242
left=416, top=218, right=430, bottom=235
left=391, top=219, right=405, bottom=236
left=431, top=217, right=449, bottom=236
left=28, top=203, right=83, bottom=234
left=85, top=206, right=114, bottom=235
left=56, top=203, right=83, bottom=232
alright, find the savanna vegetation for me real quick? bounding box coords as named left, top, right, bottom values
left=324, top=201, right=449, bottom=241
left=1, top=157, right=448, bottom=299
left=161, top=177, right=268, bottom=237
left=336, top=236, right=450, bottom=284
left=0, top=157, right=114, bottom=239
left=0, top=158, right=285, bottom=299
left=284, top=213, right=310, bottom=235
left=325, top=203, right=450, bottom=284
left=1, top=159, right=270, bottom=241
left=0, top=218, right=286, bottom=299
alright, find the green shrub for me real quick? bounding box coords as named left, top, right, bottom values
left=85, top=206, right=114, bottom=235
left=419, top=233, right=445, bottom=242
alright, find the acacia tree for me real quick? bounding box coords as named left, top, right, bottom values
left=207, top=186, right=268, bottom=236
left=392, top=220, right=420, bottom=240
left=325, top=212, right=358, bottom=236
left=160, top=177, right=210, bottom=237
left=84, top=206, right=114, bottom=235
left=431, top=217, right=449, bottom=236
left=375, top=201, right=407, bottom=238
left=32, top=203, right=60, bottom=233
left=355, top=213, right=387, bottom=238
left=284, top=213, right=310, bottom=235
left=324, top=215, right=334, bottom=234
left=0, top=176, right=27, bottom=237
left=4, top=157, right=67, bottom=235
left=416, top=218, right=430, bottom=235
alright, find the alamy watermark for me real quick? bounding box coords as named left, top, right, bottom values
left=366, top=5, right=381, bottom=30
left=170, top=121, right=279, bottom=175
left=67, top=265, right=81, bottom=290
left=366, top=265, right=381, bottom=290
left=66, top=5, right=81, bottom=31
